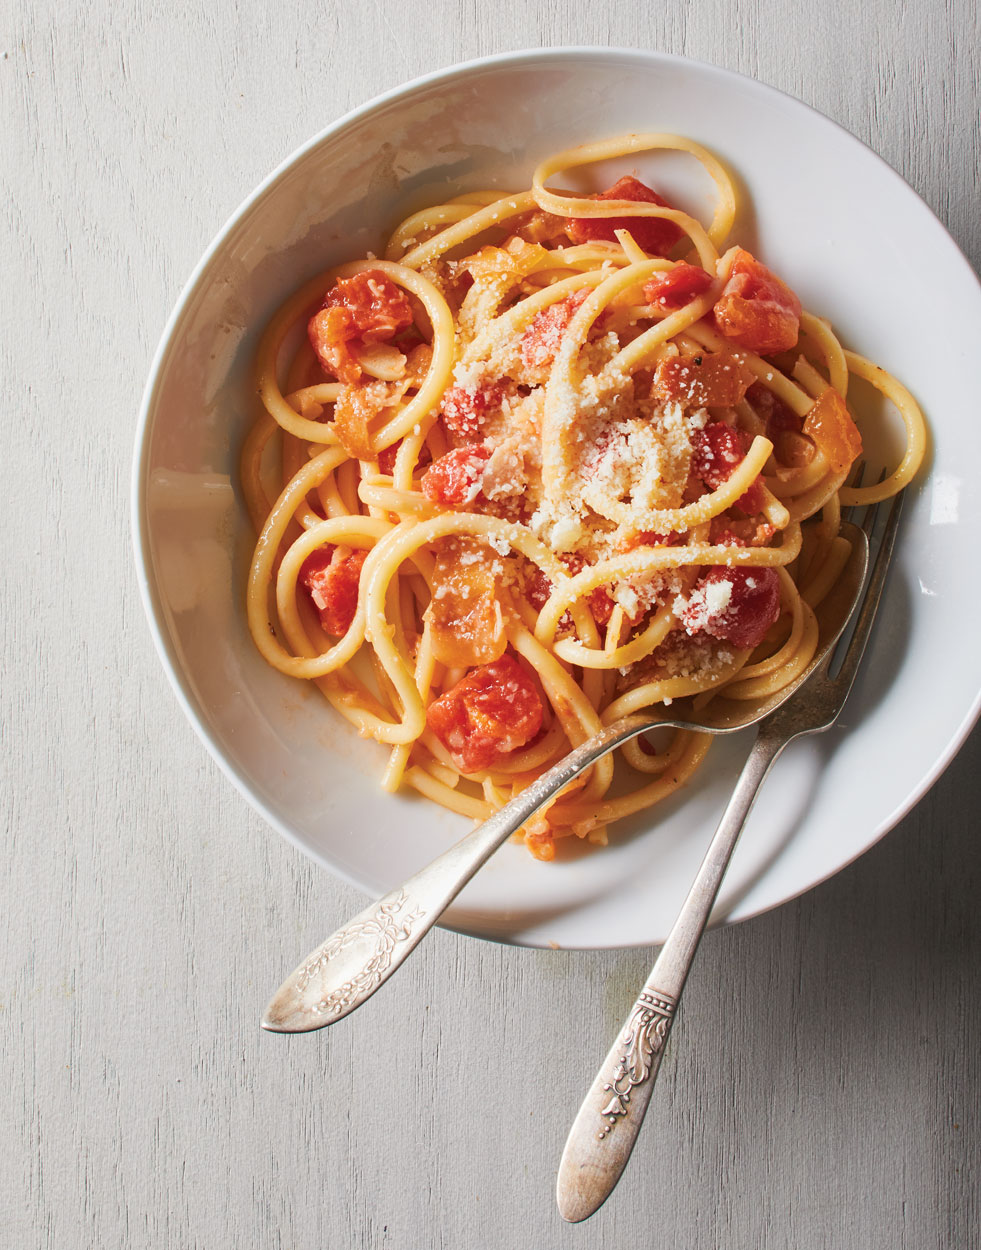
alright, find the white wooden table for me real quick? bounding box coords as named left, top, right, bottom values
left=4, top=4, right=980, bottom=1246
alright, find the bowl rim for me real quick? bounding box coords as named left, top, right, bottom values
left=132, top=45, right=981, bottom=950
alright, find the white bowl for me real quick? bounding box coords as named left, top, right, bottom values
left=133, top=48, right=981, bottom=949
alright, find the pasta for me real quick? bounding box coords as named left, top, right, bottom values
left=241, top=134, right=926, bottom=861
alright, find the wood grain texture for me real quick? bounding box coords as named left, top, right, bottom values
left=2, top=1, right=979, bottom=1246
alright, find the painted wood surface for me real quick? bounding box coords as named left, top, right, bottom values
left=3, top=2, right=979, bottom=1245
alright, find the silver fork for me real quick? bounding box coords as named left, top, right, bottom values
left=262, top=492, right=896, bottom=1037
left=555, top=487, right=904, bottom=1222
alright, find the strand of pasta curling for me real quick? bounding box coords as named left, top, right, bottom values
left=541, top=134, right=735, bottom=232
left=547, top=729, right=714, bottom=834
left=256, top=259, right=456, bottom=447
left=531, top=133, right=734, bottom=258
left=267, top=501, right=619, bottom=798
left=838, top=352, right=927, bottom=504
left=398, top=192, right=538, bottom=271
left=247, top=446, right=358, bottom=678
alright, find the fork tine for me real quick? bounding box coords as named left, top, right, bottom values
left=841, top=460, right=875, bottom=532
left=842, top=460, right=866, bottom=527
left=861, top=496, right=881, bottom=542
left=833, top=488, right=905, bottom=693
left=859, top=467, right=890, bottom=541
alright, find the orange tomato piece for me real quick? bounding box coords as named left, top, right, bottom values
left=425, top=538, right=507, bottom=669
left=515, top=210, right=568, bottom=245
left=802, top=388, right=862, bottom=474
left=463, top=237, right=548, bottom=283
left=308, top=306, right=361, bottom=385
left=653, top=352, right=753, bottom=408
left=713, top=248, right=802, bottom=354
left=332, top=379, right=397, bottom=460
left=307, top=270, right=413, bottom=384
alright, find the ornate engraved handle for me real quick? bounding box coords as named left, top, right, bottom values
left=262, top=888, right=428, bottom=1029
left=595, top=990, right=677, bottom=1138
left=262, top=715, right=657, bottom=1032
left=555, top=989, right=677, bottom=1219
left=556, top=729, right=787, bottom=1222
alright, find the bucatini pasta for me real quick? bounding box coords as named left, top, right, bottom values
left=241, top=134, right=926, bottom=861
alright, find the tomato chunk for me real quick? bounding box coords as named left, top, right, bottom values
left=680, top=566, right=781, bottom=649
left=426, top=655, right=545, bottom=774
left=440, top=383, right=504, bottom=440
left=520, top=288, right=592, bottom=368
left=299, top=546, right=367, bottom=636
left=643, top=263, right=713, bottom=311
left=332, top=378, right=397, bottom=460
left=653, top=352, right=753, bottom=409
left=803, top=388, right=862, bottom=474
left=691, top=422, right=766, bottom=513
left=691, top=423, right=751, bottom=490
left=420, top=445, right=491, bottom=507
left=426, top=538, right=506, bottom=668
left=713, top=249, right=801, bottom=354
left=308, top=270, right=413, bottom=385
left=308, top=307, right=360, bottom=385
left=321, top=270, right=413, bottom=341
left=566, top=176, right=684, bottom=257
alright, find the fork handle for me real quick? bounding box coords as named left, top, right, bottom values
left=261, top=714, right=656, bottom=1032
left=557, top=726, right=787, bottom=1223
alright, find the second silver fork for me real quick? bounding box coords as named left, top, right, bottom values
left=556, top=489, right=905, bottom=1222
